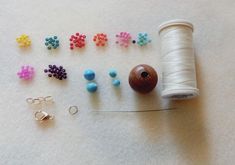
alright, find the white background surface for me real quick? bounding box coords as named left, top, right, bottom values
left=0, top=0, right=235, bottom=164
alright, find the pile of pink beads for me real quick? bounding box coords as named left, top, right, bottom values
left=115, top=32, right=132, bottom=47
left=17, top=65, right=35, bottom=80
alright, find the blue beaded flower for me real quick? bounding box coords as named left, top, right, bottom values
left=45, top=36, right=59, bottom=50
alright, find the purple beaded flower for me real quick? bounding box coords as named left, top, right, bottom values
left=44, top=65, right=67, bottom=80
left=17, top=65, right=35, bottom=80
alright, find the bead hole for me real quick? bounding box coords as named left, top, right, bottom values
left=141, top=71, right=149, bottom=78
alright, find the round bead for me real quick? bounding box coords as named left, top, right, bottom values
left=112, top=79, right=120, bottom=87
left=84, top=69, right=95, bottom=81
left=86, top=82, right=97, bottom=93
left=128, top=64, right=158, bottom=94
left=109, top=69, right=117, bottom=78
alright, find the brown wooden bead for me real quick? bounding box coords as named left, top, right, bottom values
left=129, top=64, right=158, bottom=94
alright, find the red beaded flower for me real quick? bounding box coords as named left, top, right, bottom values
left=69, top=33, right=86, bottom=50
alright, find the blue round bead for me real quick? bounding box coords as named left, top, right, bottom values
left=109, top=69, right=117, bottom=78
left=86, top=82, right=97, bottom=93
left=84, top=69, right=95, bottom=81
left=112, top=79, right=120, bottom=87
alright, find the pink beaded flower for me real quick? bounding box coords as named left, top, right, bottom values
left=115, top=32, right=132, bottom=47
left=17, top=65, right=35, bottom=80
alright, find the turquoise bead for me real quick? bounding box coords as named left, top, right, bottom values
left=84, top=69, right=95, bottom=81
left=86, top=82, right=97, bottom=93
left=109, top=69, right=117, bottom=78
left=112, top=79, right=120, bottom=87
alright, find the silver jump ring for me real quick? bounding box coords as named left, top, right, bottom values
left=68, top=106, right=79, bottom=115
left=26, top=98, right=34, bottom=104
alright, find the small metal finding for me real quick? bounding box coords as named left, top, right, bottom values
left=35, top=111, right=54, bottom=121
left=68, top=106, right=79, bottom=115
left=44, top=96, right=54, bottom=102
left=26, top=96, right=54, bottom=105
left=32, top=98, right=41, bottom=105
left=26, top=98, right=34, bottom=104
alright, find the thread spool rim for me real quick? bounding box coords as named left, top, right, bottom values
left=162, top=88, right=199, bottom=100
left=158, top=19, right=194, bottom=34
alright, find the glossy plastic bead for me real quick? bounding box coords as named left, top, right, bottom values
left=109, top=69, right=117, bottom=78
left=112, top=79, right=120, bottom=87
left=129, top=64, right=158, bottom=94
left=44, top=65, right=67, bottom=80
left=115, top=32, right=131, bottom=47
left=45, top=36, right=59, bottom=49
left=93, top=33, right=108, bottom=47
left=136, top=33, right=151, bottom=46
left=86, top=82, right=97, bottom=93
left=69, top=33, right=86, bottom=49
left=84, top=69, right=95, bottom=81
left=16, top=34, right=31, bottom=47
left=17, top=65, right=34, bottom=80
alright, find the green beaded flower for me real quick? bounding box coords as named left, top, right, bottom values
left=136, top=33, right=151, bottom=46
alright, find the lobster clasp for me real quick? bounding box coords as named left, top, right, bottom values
left=35, top=111, right=54, bottom=121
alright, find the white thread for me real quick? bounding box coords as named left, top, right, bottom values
left=158, top=20, right=199, bottom=99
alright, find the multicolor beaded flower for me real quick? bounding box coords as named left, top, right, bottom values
left=44, top=65, right=67, bottom=80
left=134, top=33, right=151, bottom=46
left=93, top=33, right=108, bottom=47
left=17, top=65, right=34, bottom=80
left=115, top=32, right=131, bottom=47
left=69, top=33, right=86, bottom=50
left=16, top=34, right=31, bottom=47
left=45, top=36, right=59, bottom=50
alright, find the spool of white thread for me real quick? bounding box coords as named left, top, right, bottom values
left=158, top=19, right=199, bottom=99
